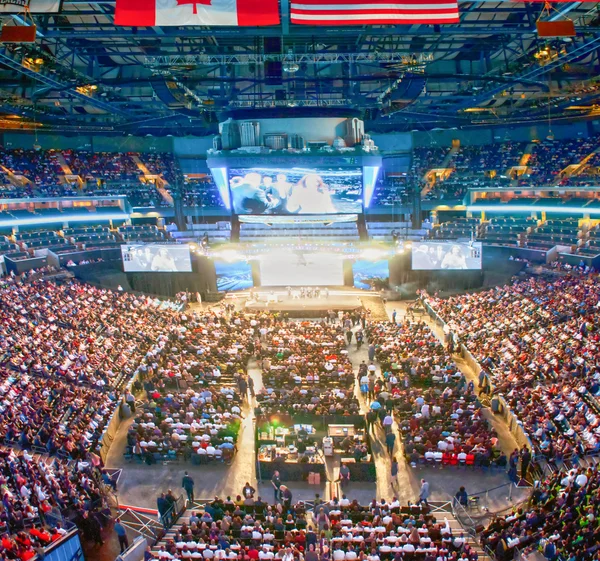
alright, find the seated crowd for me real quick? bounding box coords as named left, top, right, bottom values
left=255, top=388, right=360, bottom=418
left=481, top=464, right=600, bottom=561
left=258, top=321, right=355, bottom=390
left=0, top=276, right=182, bottom=455
left=127, top=387, right=242, bottom=463
left=422, top=272, right=600, bottom=460
left=365, top=321, right=498, bottom=467
left=0, top=446, right=108, bottom=560
left=151, top=497, right=479, bottom=561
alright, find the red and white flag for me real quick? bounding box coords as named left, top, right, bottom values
left=290, top=0, right=459, bottom=25
left=115, top=0, right=280, bottom=26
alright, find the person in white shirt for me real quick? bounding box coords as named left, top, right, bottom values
left=575, top=472, right=588, bottom=488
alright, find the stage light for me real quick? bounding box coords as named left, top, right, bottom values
left=362, top=166, right=380, bottom=209
left=359, top=248, right=388, bottom=261
left=209, top=167, right=231, bottom=210
left=215, top=249, right=245, bottom=263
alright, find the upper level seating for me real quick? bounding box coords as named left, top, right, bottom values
left=239, top=222, right=359, bottom=242
left=64, top=150, right=140, bottom=182
left=423, top=272, right=600, bottom=460
left=0, top=149, right=64, bottom=194
left=370, top=176, right=410, bottom=207
left=430, top=218, right=481, bottom=240
left=477, top=216, right=537, bottom=247
left=411, top=146, right=451, bottom=179
left=180, top=178, right=226, bottom=208
left=520, top=136, right=598, bottom=186
left=143, top=153, right=179, bottom=184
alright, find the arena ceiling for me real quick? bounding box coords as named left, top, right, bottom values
left=0, top=1, right=599, bottom=135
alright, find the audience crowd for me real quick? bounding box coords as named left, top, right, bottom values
left=151, top=497, right=480, bottom=561
left=423, top=272, right=600, bottom=461
left=0, top=276, right=182, bottom=455
left=481, top=464, right=600, bottom=561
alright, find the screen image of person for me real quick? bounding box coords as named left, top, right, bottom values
left=441, top=244, right=468, bottom=269
left=286, top=173, right=336, bottom=214
left=230, top=172, right=280, bottom=215
left=151, top=247, right=177, bottom=271
left=228, top=167, right=362, bottom=215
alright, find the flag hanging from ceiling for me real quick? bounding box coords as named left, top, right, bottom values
left=114, top=0, right=280, bottom=26
left=290, top=0, right=460, bottom=25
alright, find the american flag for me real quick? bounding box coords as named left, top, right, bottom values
left=290, top=0, right=460, bottom=26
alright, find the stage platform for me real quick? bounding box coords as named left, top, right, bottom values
left=226, top=288, right=370, bottom=317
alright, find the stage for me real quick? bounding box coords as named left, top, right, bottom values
left=225, top=288, right=370, bottom=317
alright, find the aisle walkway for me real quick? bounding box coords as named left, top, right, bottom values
left=346, top=325, right=420, bottom=504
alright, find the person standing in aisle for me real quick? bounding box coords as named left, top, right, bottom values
left=114, top=518, right=129, bottom=553
left=271, top=471, right=282, bottom=503
left=182, top=471, right=195, bottom=503
left=391, top=457, right=399, bottom=491
left=419, top=479, right=430, bottom=506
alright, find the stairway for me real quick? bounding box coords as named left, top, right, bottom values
left=55, top=152, right=73, bottom=175
left=420, top=146, right=459, bottom=198
left=428, top=501, right=492, bottom=561
left=131, top=154, right=174, bottom=206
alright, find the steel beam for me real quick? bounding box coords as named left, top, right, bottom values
left=0, top=48, right=132, bottom=117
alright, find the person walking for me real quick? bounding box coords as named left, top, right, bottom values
left=346, top=329, right=353, bottom=345
left=419, top=479, right=430, bottom=506
left=182, top=471, right=195, bottom=503
left=271, top=471, right=282, bottom=503
left=520, top=446, right=531, bottom=481
left=280, top=485, right=293, bottom=512
left=385, top=431, right=396, bottom=456
left=114, top=518, right=129, bottom=553
left=383, top=413, right=393, bottom=435
left=157, top=493, right=169, bottom=527
left=392, top=310, right=397, bottom=324
left=391, top=457, right=399, bottom=490
left=368, top=343, right=375, bottom=362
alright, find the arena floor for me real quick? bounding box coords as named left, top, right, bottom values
left=104, top=300, right=529, bottom=524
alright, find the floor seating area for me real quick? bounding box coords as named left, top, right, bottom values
left=149, top=498, right=481, bottom=561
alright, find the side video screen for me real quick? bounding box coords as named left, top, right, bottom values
left=228, top=166, right=363, bottom=215
left=121, top=244, right=192, bottom=272
left=412, top=241, right=482, bottom=270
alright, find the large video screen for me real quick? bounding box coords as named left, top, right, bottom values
left=259, top=250, right=344, bottom=286
left=353, top=260, right=390, bottom=290
left=412, top=241, right=482, bottom=270
left=215, top=260, right=254, bottom=292
left=228, top=166, right=363, bottom=215
left=121, top=244, right=192, bottom=272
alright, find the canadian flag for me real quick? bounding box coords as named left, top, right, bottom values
left=115, top=0, right=280, bottom=26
